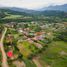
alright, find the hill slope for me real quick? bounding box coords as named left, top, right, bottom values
left=39, top=4, right=67, bottom=12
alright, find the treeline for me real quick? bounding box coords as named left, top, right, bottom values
left=39, top=10, right=67, bottom=17
left=54, top=31, right=67, bottom=42
left=0, top=8, right=67, bottom=23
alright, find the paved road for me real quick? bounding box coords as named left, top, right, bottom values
left=0, top=28, right=9, bottom=67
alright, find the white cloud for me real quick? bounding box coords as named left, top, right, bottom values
left=49, top=0, right=67, bottom=5
left=0, top=0, right=67, bottom=9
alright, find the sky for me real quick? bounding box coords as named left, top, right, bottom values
left=0, top=0, right=67, bottom=9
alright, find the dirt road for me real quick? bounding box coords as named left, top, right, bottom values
left=0, top=28, right=9, bottom=67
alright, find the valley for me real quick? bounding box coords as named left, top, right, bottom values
left=0, top=7, right=67, bottom=67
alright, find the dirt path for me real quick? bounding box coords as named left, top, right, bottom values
left=13, top=60, right=26, bottom=67
left=32, top=57, right=42, bottom=67
left=0, top=28, right=9, bottom=67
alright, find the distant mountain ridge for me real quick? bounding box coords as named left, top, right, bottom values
left=0, top=4, right=67, bottom=17
left=0, top=4, right=67, bottom=12
left=8, top=7, right=37, bottom=14
left=0, top=6, right=67, bottom=23
left=38, top=4, right=67, bottom=12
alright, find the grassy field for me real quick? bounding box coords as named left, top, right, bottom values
left=17, top=40, right=38, bottom=58
left=23, top=58, right=37, bottom=67
left=39, top=41, right=67, bottom=67
left=3, top=15, right=22, bottom=19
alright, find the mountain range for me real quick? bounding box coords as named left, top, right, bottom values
left=0, top=4, right=67, bottom=17
left=0, top=4, right=67, bottom=12
left=38, top=4, right=67, bottom=12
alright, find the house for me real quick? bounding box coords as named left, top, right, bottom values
left=18, top=28, right=23, bottom=33
left=33, top=35, right=43, bottom=41
left=35, top=32, right=45, bottom=36
left=7, top=51, right=13, bottom=58
left=5, top=34, right=14, bottom=44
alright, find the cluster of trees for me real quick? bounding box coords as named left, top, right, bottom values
left=0, top=8, right=67, bottom=23
left=53, top=31, right=67, bottom=42
left=0, top=11, right=6, bottom=18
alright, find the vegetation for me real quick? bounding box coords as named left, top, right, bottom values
left=0, top=8, right=67, bottom=67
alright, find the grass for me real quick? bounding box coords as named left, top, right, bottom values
left=17, top=40, right=38, bottom=58
left=39, top=41, right=67, bottom=67
left=3, top=15, right=22, bottom=19
left=23, top=58, right=37, bottom=67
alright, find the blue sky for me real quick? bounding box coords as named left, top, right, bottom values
left=0, top=0, right=67, bottom=9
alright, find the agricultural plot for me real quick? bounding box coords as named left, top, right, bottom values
left=39, top=41, right=67, bottom=67
left=17, top=40, right=39, bottom=58
left=3, top=15, right=23, bottom=19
